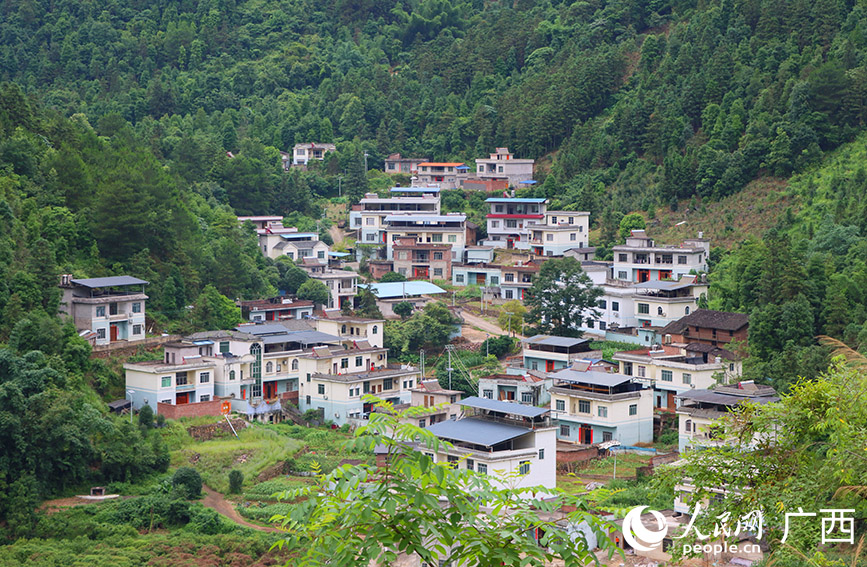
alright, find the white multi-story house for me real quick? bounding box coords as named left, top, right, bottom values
left=311, top=315, right=384, bottom=348
left=482, top=197, right=548, bottom=249
left=415, top=162, right=469, bottom=189
left=350, top=190, right=441, bottom=251
left=425, top=396, right=557, bottom=490
left=521, top=335, right=592, bottom=373
left=238, top=297, right=314, bottom=322
left=474, top=147, right=534, bottom=186
left=580, top=274, right=709, bottom=336
left=675, top=381, right=779, bottom=454
left=612, top=230, right=710, bottom=283
left=384, top=154, right=429, bottom=174
left=298, top=342, right=420, bottom=426
left=240, top=217, right=330, bottom=261
left=59, top=275, right=149, bottom=346
left=549, top=368, right=654, bottom=446
left=402, top=380, right=465, bottom=428
left=385, top=212, right=470, bottom=262
left=301, top=264, right=358, bottom=311
left=527, top=211, right=591, bottom=257
left=124, top=330, right=264, bottom=414
left=292, top=142, right=336, bottom=166
left=613, top=343, right=742, bottom=410
left=479, top=372, right=553, bottom=406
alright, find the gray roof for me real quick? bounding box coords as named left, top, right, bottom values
left=359, top=281, right=446, bottom=299
left=551, top=369, right=633, bottom=388
left=261, top=330, right=342, bottom=345
left=633, top=280, right=698, bottom=291
left=71, top=276, right=148, bottom=288
left=459, top=396, right=549, bottom=418
left=236, top=323, right=297, bottom=335
left=523, top=335, right=590, bottom=348
left=426, top=418, right=531, bottom=447
left=677, top=387, right=779, bottom=407
left=384, top=214, right=466, bottom=223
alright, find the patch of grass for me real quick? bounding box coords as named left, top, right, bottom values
left=238, top=502, right=300, bottom=523
left=579, top=452, right=653, bottom=478
left=171, top=427, right=304, bottom=493
left=243, top=477, right=315, bottom=501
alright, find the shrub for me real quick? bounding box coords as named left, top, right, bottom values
left=172, top=467, right=203, bottom=499
left=228, top=470, right=243, bottom=494
left=190, top=506, right=232, bottom=534
left=138, top=404, right=154, bottom=430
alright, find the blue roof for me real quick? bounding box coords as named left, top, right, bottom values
left=329, top=252, right=351, bottom=257
left=359, top=281, right=446, bottom=299
left=455, top=165, right=470, bottom=170
left=280, top=233, right=318, bottom=240
left=484, top=198, right=547, bottom=203
left=519, top=180, right=538, bottom=184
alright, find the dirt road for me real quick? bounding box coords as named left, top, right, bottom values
left=202, top=485, right=281, bottom=533
left=460, top=310, right=525, bottom=339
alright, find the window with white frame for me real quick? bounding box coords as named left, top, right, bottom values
left=200, top=395, right=210, bottom=402
left=482, top=389, right=493, bottom=399
left=199, top=372, right=210, bottom=383
left=598, top=406, right=608, bottom=417
left=161, top=376, right=171, bottom=388
left=629, top=404, right=638, bottom=416
left=578, top=400, right=590, bottom=413
left=477, top=463, right=488, bottom=474
left=683, top=373, right=692, bottom=385
left=661, top=370, right=673, bottom=381
left=637, top=366, right=646, bottom=378
left=560, top=424, right=570, bottom=436
left=521, top=392, right=533, bottom=403
left=555, top=399, right=565, bottom=411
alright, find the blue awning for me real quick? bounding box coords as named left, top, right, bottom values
left=519, top=180, right=538, bottom=184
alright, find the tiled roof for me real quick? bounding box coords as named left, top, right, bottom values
left=662, top=309, right=749, bottom=334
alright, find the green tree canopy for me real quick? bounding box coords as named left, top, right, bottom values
left=191, top=285, right=243, bottom=331
left=297, top=279, right=330, bottom=307
left=525, top=257, right=602, bottom=338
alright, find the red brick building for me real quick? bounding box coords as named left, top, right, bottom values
left=660, top=309, right=749, bottom=348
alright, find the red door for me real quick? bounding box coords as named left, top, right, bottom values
left=110, top=324, right=118, bottom=342
left=176, top=393, right=189, bottom=404
left=638, top=270, right=650, bottom=283
left=579, top=425, right=592, bottom=444
left=546, top=360, right=555, bottom=372
left=265, top=382, right=276, bottom=398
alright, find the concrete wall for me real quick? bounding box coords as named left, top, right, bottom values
left=157, top=399, right=224, bottom=419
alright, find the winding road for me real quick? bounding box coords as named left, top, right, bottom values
left=202, top=485, right=281, bottom=533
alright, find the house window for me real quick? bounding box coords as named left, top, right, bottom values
left=355, top=356, right=363, bottom=367
left=199, top=372, right=210, bottom=383
left=560, top=424, right=570, bottom=436
left=306, top=373, right=311, bottom=382
left=363, top=381, right=370, bottom=393
left=97, top=328, right=106, bottom=339
left=612, top=301, right=619, bottom=312
left=603, top=431, right=613, bottom=442
left=519, top=461, right=530, bottom=475
left=432, top=234, right=443, bottom=243
left=398, top=268, right=407, bottom=275
left=455, top=274, right=464, bottom=283
left=292, top=359, right=298, bottom=370
left=600, top=322, right=607, bottom=330
left=366, top=234, right=376, bottom=241
left=661, top=370, right=673, bottom=382
left=678, top=255, right=687, bottom=264
left=132, top=324, right=142, bottom=335
left=504, top=273, right=515, bottom=282
left=505, top=290, right=513, bottom=299
left=629, top=404, right=638, bottom=416
left=266, top=362, right=273, bottom=373
left=555, top=399, right=565, bottom=411
left=618, top=254, right=627, bottom=262
left=317, top=384, right=325, bottom=395
left=341, top=358, right=349, bottom=369
left=685, top=306, right=690, bottom=315
left=598, top=300, right=607, bottom=309
left=570, top=233, right=577, bottom=241
left=131, top=302, right=142, bottom=314
left=176, top=372, right=188, bottom=386
left=447, top=235, right=456, bottom=243
left=482, top=389, right=493, bottom=399
left=729, top=363, right=735, bottom=371
left=637, top=366, right=646, bottom=378
left=467, top=458, right=474, bottom=471
left=366, top=217, right=374, bottom=226
left=306, top=395, right=311, bottom=405
left=490, top=276, right=499, bottom=285
left=419, top=419, right=426, bottom=428
left=161, top=376, right=171, bottom=388
left=685, top=419, right=692, bottom=433
left=434, top=268, right=443, bottom=277
left=521, top=392, right=533, bottom=403
left=618, top=271, right=628, bottom=279
left=200, top=395, right=210, bottom=402
left=638, top=303, right=649, bottom=314
left=96, top=306, right=106, bottom=317
left=491, top=220, right=499, bottom=228
left=229, top=370, right=236, bottom=380
left=587, top=319, right=594, bottom=328
left=546, top=234, right=553, bottom=241
left=383, top=378, right=393, bottom=390
left=683, top=373, right=692, bottom=385
left=477, top=463, right=488, bottom=474
left=578, top=400, right=591, bottom=414
left=433, top=252, right=443, bottom=260
left=318, top=251, right=325, bottom=259
left=598, top=406, right=608, bottom=418
left=622, top=362, right=633, bottom=375
left=219, top=341, right=230, bottom=354
left=506, top=219, right=517, bottom=228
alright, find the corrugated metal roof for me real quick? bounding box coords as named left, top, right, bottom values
left=280, top=233, right=319, bottom=239
left=426, top=418, right=530, bottom=447
left=359, top=281, right=446, bottom=299
left=384, top=214, right=466, bottom=223
left=551, top=369, right=633, bottom=388
left=260, top=330, right=341, bottom=345
left=236, top=323, right=295, bottom=335
left=676, top=388, right=779, bottom=406
left=70, top=276, right=148, bottom=288
left=485, top=198, right=547, bottom=203
left=390, top=187, right=440, bottom=193
left=523, top=334, right=589, bottom=348
left=458, top=396, right=549, bottom=418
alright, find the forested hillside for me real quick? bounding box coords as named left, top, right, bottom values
left=2, top=0, right=867, bottom=384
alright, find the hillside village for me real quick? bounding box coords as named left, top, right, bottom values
left=4, top=1, right=867, bottom=565
left=46, top=146, right=798, bottom=566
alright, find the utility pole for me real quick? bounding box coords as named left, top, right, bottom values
left=363, top=152, right=369, bottom=172
left=420, top=349, right=425, bottom=378
left=486, top=335, right=489, bottom=357
left=338, top=175, right=343, bottom=197
left=127, top=389, right=135, bottom=424
left=452, top=291, right=456, bottom=307
left=447, top=348, right=453, bottom=390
